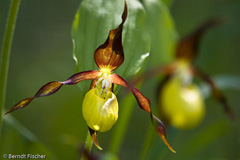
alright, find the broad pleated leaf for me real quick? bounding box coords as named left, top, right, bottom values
left=72, top=0, right=150, bottom=89
left=143, top=0, right=177, bottom=66
left=94, top=2, right=127, bottom=71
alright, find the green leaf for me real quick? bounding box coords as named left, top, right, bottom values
left=162, top=0, right=174, bottom=7
left=1, top=114, right=57, bottom=159
left=143, top=0, right=178, bottom=67
left=176, top=120, right=229, bottom=159
left=72, top=0, right=150, bottom=92
left=109, top=93, right=135, bottom=154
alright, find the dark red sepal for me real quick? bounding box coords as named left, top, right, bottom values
left=62, top=70, right=101, bottom=85
left=191, top=66, right=235, bottom=120
left=94, top=2, right=127, bottom=71
left=4, top=70, right=101, bottom=115
left=109, top=73, right=176, bottom=153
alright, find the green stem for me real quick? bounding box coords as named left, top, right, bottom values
left=139, top=123, right=156, bottom=160
left=139, top=105, right=164, bottom=160
left=109, top=93, right=135, bottom=154
left=0, top=0, right=21, bottom=134
left=81, top=131, right=93, bottom=160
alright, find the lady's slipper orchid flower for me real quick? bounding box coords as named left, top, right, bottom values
left=133, top=19, right=234, bottom=129
left=4, top=3, right=175, bottom=152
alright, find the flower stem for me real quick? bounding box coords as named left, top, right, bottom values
left=109, top=93, right=135, bottom=154
left=0, top=0, right=21, bottom=134
left=81, top=131, right=93, bottom=160
left=139, top=123, right=156, bottom=160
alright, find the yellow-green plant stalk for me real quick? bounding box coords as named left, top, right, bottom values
left=0, top=0, right=21, bottom=134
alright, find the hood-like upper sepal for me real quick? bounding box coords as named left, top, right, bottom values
left=94, top=2, right=127, bottom=72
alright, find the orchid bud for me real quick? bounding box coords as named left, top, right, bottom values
left=82, top=88, right=118, bottom=132
left=160, top=78, right=205, bottom=129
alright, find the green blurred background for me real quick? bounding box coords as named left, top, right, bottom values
left=0, top=0, right=239, bottom=160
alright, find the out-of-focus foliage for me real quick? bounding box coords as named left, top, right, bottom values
left=140, top=0, right=240, bottom=160
left=0, top=0, right=239, bottom=160
left=144, top=0, right=177, bottom=66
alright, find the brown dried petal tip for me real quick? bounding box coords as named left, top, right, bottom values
left=89, top=128, right=103, bottom=150
left=94, top=2, right=127, bottom=71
